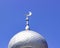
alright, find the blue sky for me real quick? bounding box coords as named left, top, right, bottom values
left=0, top=0, right=60, bottom=48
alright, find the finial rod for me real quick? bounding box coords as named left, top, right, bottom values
left=25, top=11, right=32, bottom=30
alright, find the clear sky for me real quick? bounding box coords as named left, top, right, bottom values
left=0, top=0, right=60, bottom=48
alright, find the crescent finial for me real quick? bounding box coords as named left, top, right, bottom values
left=26, top=11, right=32, bottom=16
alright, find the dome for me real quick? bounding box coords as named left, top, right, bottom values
left=8, top=30, right=48, bottom=48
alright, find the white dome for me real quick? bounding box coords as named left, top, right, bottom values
left=8, top=30, right=48, bottom=48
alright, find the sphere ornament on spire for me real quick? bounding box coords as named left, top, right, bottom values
left=8, top=11, right=48, bottom=48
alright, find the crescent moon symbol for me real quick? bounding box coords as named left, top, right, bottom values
left=26, top=11, right=32, bottom=16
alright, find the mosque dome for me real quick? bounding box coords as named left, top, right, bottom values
left=8, top=11, right=48, bottom=48
left=8, top=30, right=48, bottom=48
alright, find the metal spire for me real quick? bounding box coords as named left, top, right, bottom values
left=25, top=11, right=32, bottom=30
